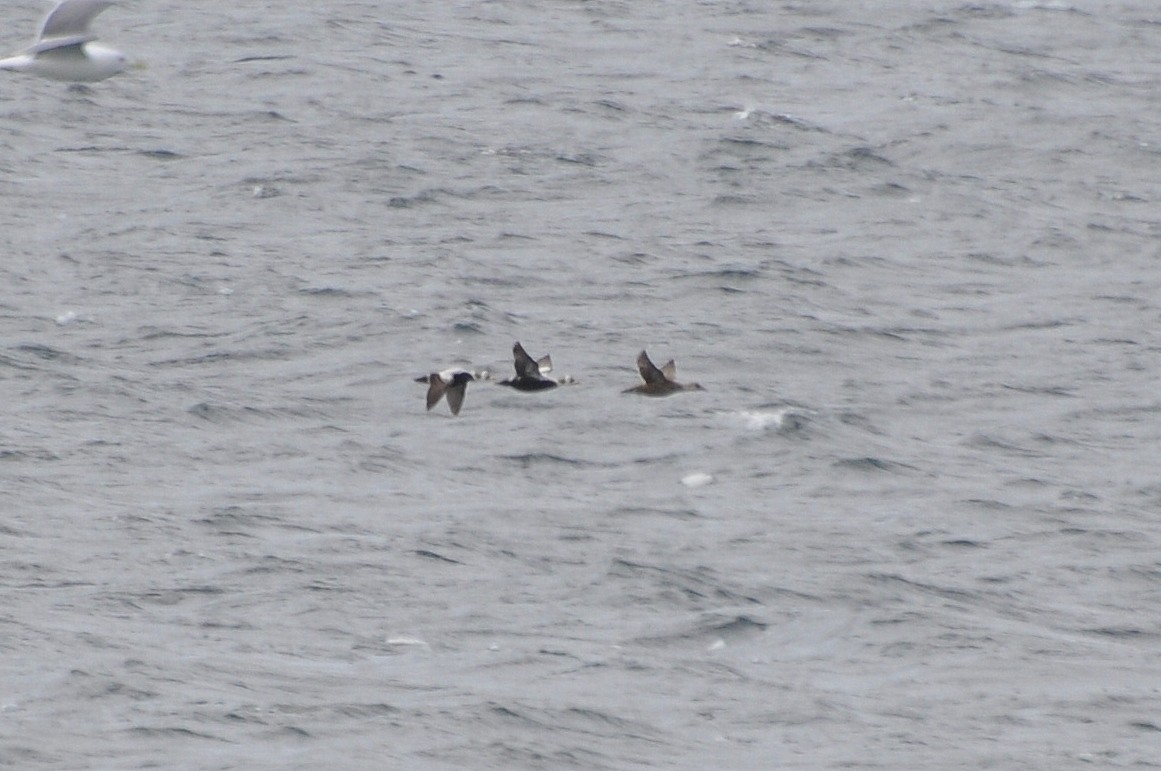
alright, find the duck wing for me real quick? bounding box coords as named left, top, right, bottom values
left=424, top=375, right=447, bottom=411
left=512, top=342, right=541, bottom=378
left=636, top=350, right=668, bottom=385
left=445, top=381, right=468, bottom=415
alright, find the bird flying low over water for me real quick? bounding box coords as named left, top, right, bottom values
left=497, top=342, right=562, bottom=391
left=416, top=369, right=475, bottom=415
left=624, top=350, right=704, bottom=396
left=0, top=0, right=127, bottom=82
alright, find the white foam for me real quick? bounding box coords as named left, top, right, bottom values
left=737, top=410, right=787, bottom=431
left=682, top=472, right=715, bottom=488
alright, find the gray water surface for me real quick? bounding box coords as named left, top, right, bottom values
left=3, top=1, right=1161, bottom=768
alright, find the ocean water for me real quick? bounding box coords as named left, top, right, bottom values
left=2, top=1, right=1161, bottom=768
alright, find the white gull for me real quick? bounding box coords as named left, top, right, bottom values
left=0, top=0, right=127, bottom=82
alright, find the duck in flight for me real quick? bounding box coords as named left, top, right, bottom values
left=624, top=350, right=704, bottom=396
left=415, top=369, right=475, bottom=415
left=0, top=0, right=128, bottom=82
left=497, top=342, right=562, bottom=391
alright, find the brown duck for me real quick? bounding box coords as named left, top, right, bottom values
left=624, top=350, right=704, bottom=396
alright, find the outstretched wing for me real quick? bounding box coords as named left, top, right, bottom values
left=660, top=359, right=677, bottom=380
left=424, top=375, right=447, bottom=411
left=512, top=342, right=541, bottom=378
left=38, top=0, right=114, bottom=41
left=636, top=350, right=668, bottom=385
left=445, top=382, right=468, bottom=415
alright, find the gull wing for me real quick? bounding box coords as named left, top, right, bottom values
left=38, top=0, right=115, bottom=41
left=27, top=38, right=90, bottom=55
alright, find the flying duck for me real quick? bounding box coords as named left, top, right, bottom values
left=624, top=350, right=704, bottom=396
left=415, top=368, right=475, bottom=415
left=497, top=342, right=560, bottom=391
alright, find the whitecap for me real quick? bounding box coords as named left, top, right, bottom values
left=737, top=409, right=787, bottom=431
left=682, top=472, right=715, bottom=488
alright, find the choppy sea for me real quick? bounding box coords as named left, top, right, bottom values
left=3, top=1, right=1161, bottom=768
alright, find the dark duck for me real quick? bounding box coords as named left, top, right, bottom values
left=497, top=342, right=562, bottom=391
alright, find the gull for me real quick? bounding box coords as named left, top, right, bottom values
left=0, top=0, right=127, bottom=82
